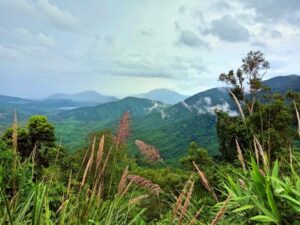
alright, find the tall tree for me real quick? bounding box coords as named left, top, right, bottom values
left=27, top=116, right=55, bottom=149
left=219, top=50, right=270, bottom=113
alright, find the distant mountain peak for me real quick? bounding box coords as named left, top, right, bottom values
left=134, top=88, right=188, bottom=104
left=46, top=91, right=118, bottom=104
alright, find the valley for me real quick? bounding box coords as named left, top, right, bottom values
left=1, top=75, right=300, bottom=162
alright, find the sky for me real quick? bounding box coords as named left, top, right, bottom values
left=0, top=0, right=300, bottom=99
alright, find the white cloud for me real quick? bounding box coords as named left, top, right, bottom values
left=36, top=0, right=79, bottom=32
left=177, top=29, right=209, bottom=49
left=203, top=96, right=212, bottom=105
left=206, top=102, right=238, bottom=117
left=0, top=28, right=57, bottom=48
left=203, top=15, right=250, bottom=42
left=1, top=0, right=300, bottom=98
left=86, top=35, right=207, bottom=81
left=0, top=0, right=34, bottom=17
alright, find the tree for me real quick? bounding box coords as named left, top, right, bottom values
left=241, top=51, right=270, bottom=96
left=180, top=142, right=213, bottom=170
left=2, top=127, right=31, bottom=159
left=216, top=51, right=282, bottom=162
left=219, top=68, right=244, bottom=101
left=2, top=116, right=56, bottom=167
left=27, top=116, right=55, bottom=149
left=249, top=97, right=293, bottom=159
left=219, top=50, right=270, bottom=112
left=216, top=111, right=251, bottom=162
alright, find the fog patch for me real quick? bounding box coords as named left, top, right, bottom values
left=203, top=96, right=212, bottom=105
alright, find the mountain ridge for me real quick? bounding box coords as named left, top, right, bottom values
left=262, top=74, right=300, bottom=93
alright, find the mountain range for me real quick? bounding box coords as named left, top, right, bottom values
left=1, top=75, right=299, bottom=162
left=51, top=75, right=300, bottom=161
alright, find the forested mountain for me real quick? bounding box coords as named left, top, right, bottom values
left=263, top=75, right=300, bottom=93
left=0, top=95, right=79, bottom=122
left=53, top=97, right=169, bottom=121
left=130, top=87, right=235, bottom=161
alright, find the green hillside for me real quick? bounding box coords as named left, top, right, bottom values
left=263, top=75, right=300, bottom=93
left=53, top=97, right=169, bottom=121
left=53, top=87, right=235, bottom=160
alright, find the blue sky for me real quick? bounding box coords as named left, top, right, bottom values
left=0, top=0, right=300, bottom=98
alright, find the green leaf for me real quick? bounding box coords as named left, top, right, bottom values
left=280, top=194, right=300, bottom=206
left=272, top=160, right=279, bottom=179
left=233, top=205, right=255, bottom=212
left=250, top=215, right=278, bottom=223
left=266, top=183, right=280, bottom=221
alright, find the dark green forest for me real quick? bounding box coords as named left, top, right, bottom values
left=1, top=51, right=300, bottom=224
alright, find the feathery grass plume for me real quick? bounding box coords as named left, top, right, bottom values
left=114, top=111, right=131, bottom=148
left=193, top=161, right=218, bottom=202
left=173, top=176, right=193, bottom=220
left=238, top=179, right=246, bottom=189
left=188, top=205, right=204, bottom=225
left=56, top=199, right=69, bottom=213
left=294, top=101, right=300, bottom=138
left=96, top=135, right=105, bottom=170
left=92, top=145, right=113, bottom=196
left=100, top=145, right=112, bottom=177
left=120, top=179, right=134, bottom=198
left=210, top=195, right=231, bottom=225
left=253, top=139, right=259, bottom=165
left=80, top=136, right=97, bottom=190
left=235, top=139, right=246, bottom=172
left=229, top=90, right=245, bottom=121
left=135, top=140, right=162, bottom=162
left=259, top=168, right=266, bottom=177
left=127, top=174, right=163, bottom=195
left=93, top=135, right=105, bottom=186
left=178, top=180, right=195, bottom=224
left=80, top=149, right=93, bottom=190
left=118, top=166, right=129, bottom=195
left=254, top=136, right=268, bottom=169
left=128, top=195, right=149, bottom=205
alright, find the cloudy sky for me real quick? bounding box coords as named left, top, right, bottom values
left=1, top=0, right=300, bottom=98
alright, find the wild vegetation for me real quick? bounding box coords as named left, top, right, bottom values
left=1, top=51, right=300, bottom=224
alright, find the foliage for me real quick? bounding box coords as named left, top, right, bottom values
left=221, top=157, right=300, bottom=224
left=27, top=115, right=55, bottom=148
left=180, top=142, right=213, bottom=170
left=219, top=50, right=270, bottom=102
